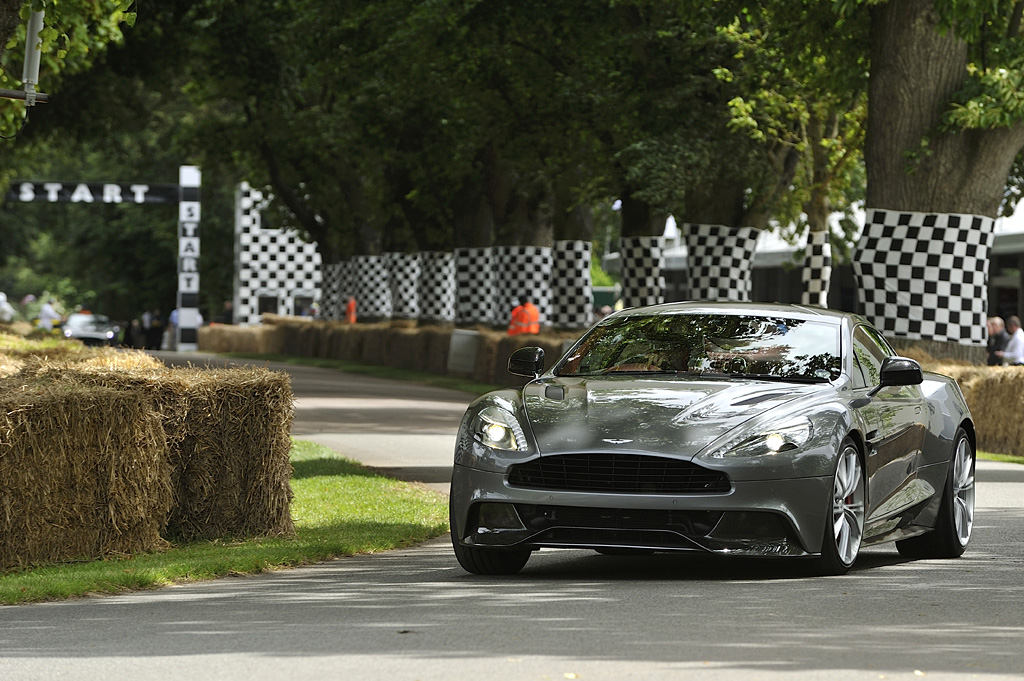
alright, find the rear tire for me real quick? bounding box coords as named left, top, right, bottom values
left=813, top=439, right=865, bottom=576
left=896, top=428, right=974, bottom=559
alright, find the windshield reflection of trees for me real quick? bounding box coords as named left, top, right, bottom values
left=558, top=314, right=840, bottom=382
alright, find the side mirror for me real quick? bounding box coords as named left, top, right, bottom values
left=508, top=346, right=545, bottom=378
left=868, top=356, right=923, bottom=396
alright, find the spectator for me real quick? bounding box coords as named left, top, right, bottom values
left=0, top=293, right=15, bottom=324
left=123, top=318, right=144, bottom=348
left=986, top=316, right=1010, bottom=366
left=997, top=315, right=1024, bottom=365
left=37, top=298, right=61, bottom=331
left=215, top=300, right=234, bottom=325
left=508, top=294, right=540, bottom=335
left=144, top=308, right=164, bottom=350
left=345, top=296, right=357, bottom=324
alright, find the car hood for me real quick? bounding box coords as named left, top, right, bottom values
left=523, top=376, right=827, bottom=459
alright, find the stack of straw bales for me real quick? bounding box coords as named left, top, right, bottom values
left=199, top=314, right=581, bottom=385
left=1, top=343, right=294, bottom=571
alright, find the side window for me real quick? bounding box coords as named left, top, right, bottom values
left=852, top=325, right=891, bottom=387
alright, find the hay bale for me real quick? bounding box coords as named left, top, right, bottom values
left=419, top=326, right=453, bottom=375
left=936, top=364, right=1024, bottom=456
left=21, top=362, right=296, bottom=541
left=0, top=382, right=172, bottom=570
left=360, top=326, right=390, bottom=366
left=387, top=326, right=426, bottom=371
left=198, top=324, right=285, bottom=355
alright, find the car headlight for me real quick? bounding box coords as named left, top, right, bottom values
left=706, top=417, right=813, bottom=459
left=472, top=405, right=528, bottom=452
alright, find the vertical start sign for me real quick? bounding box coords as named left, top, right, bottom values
left=177, top=166, right=201, bottom=351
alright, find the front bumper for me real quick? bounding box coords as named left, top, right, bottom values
left=450, top=464, right=832, bottom=557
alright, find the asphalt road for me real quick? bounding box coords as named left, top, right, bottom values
left=2, top=354, right=1023, bottom=681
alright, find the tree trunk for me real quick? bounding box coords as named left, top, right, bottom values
left=804, top=112, right=831, bottom=233
left=867, top=0, right=1024, bottom=216
left=619, top=193, right=665, bottom=237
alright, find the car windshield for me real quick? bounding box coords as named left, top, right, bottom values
left=66, top=314, right=111, bottom=329
left=555, top=312, right=841, bottom=382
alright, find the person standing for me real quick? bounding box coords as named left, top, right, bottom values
left=508, top=294, right=540, bottom=335
left=144, top=308, right=164, bottom=350
left=344, top=296, right=357, bottom=324
left=997, top=315, right=1024, bottom=365
left=0, top=293, right=15, bottom=324
left=37, top=298, right=61, bottom=331
left=986, top=316, right=1011, bottom=366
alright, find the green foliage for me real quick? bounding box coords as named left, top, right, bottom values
left=591, top=252, right=618, bottom=287
left=0, top=0, right=135, bottom=137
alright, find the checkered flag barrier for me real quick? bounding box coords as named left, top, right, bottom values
left=550, top=240, right=594, bottom=329
left=234, top=183, right=323, bottom=324
left=419, top=251, right=456, bottom=322
left=351, top=255, right=392, bottom=319
left=493, top=246, right=553, bottom=325
left=321, top=263, right=343, bottom=320
left=455, top=248, right=495, bottom=324
left=385, top=252, right=421, bottom=320
left=619, top=236, right=665, bottom=308
left=801, top=230, right=832, bottom=307
left=853, top=209, right=995, bottom=345
left=681, top=223, right=758, bottom=302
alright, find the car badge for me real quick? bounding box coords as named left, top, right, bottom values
left=603, top=438, right=633, bottom=444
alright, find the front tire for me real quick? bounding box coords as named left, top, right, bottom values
left=449, top=504, right=531, bottom=574
left=451, top=536, right=531, bottom=575
left=896, top=427, right=975, bottom=559
left=813, top=439, right=865, bottom=576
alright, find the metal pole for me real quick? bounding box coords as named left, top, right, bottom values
left=21, top=10, right=45, bottom=106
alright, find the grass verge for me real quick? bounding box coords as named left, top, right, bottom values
left=0, top=440, right=449, bottom=605
left=978, top=450, right=1024, bottom=465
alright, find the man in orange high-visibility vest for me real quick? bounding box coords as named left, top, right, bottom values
left=508, top=295, right=540, bottom=335
left=345, top=296, right=357, bottom=323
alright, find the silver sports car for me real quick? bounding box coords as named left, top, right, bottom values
left=449, top=302, right=975, bottom=576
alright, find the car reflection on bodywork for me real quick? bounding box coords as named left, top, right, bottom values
left=449, top=302, right=976, bottom=576
left=62, top=312, right=120, bottom=347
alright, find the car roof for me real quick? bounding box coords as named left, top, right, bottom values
left=604, top=301, right=863, bottom=326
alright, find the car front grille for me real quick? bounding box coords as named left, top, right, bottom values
left=507, top=453, right=730, bottom=494
left=513, top=504, right=722, bottom=540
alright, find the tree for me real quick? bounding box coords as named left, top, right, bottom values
left=1, top=1, right=136, bottom=138
left=864, top=0, right=1024, bottom=217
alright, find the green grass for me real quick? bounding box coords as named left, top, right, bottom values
left=224, top=352, right=503, bottom=396
left=978, top=450, right=1024, bottom=465
left=0, top=440, right=449, bottom=605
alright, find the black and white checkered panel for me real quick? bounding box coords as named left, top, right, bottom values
left=619, top=236, right=665, bottom=308
left=234, top=183, right=266, bottom=325
left=320, top=263, right=344, bottom=320
left=385, top=252, right=421, bottom=320
left=853, top=209, right=995, bottom=345
left=419, top=251, right=456, bottom=322
left=455, top=248, right=495, bottom=324
left=550, top=240, right=593, bottom=329
left=681, top=224, right=759, bottom=301
left=234, top=182, right=323, bottom=323
left=351, top=255, right=392, bottom=319
left=493, top=246, right=553, bottom=326
left=801, top=230, right=832, bottom=307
